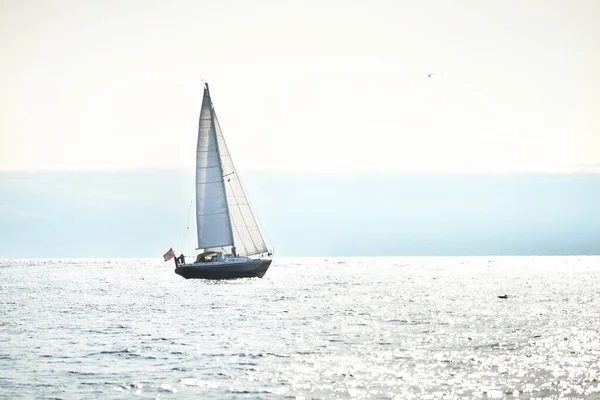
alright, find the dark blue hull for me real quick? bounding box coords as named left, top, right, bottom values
left=174, top=259, right=272, bottom=280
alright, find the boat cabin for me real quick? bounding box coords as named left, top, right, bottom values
left=195, top=251, right=223, bottom=263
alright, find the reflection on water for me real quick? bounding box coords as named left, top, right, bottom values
left=1, top=256, right=599, bottom=399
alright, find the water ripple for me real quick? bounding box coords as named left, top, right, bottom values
left=1, top=256, right=600, bottom=399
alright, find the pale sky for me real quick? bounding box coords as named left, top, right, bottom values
left=1, top=0, right=599, bottom=173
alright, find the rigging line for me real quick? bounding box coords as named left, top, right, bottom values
left=180, top=174, right=195, bottom=256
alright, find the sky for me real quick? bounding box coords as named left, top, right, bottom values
left=1, top=0, right=599, bottom=173
left=1, top=1, right=599, bottom=257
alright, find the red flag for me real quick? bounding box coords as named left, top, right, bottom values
left=163, top=248, right=175, bottom=262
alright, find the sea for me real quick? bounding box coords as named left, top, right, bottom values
left=1, top=257, right=599, bottom=399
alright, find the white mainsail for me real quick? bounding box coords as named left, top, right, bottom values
left=195, top=85, right=234, bottom=249
left=195, top=84, right=268, bottom=256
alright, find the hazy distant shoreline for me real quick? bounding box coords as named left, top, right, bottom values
left=1, top=171, right=599, bottom=258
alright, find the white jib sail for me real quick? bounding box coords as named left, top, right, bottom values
left=212, top=111, right=268, bottom=256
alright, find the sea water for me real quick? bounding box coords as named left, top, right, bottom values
left=0, top=257, right=599, bottom=399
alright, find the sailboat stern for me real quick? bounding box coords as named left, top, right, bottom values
left=174, top=258, right=272, bottom=280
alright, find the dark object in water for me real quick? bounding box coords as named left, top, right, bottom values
left=497, top=295, right=509, bottom=299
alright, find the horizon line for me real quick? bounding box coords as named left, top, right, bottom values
left=3, top=254, right=600, bottom=260
left=1, top=167, right=600, bottom=175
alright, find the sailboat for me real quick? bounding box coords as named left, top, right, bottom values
left=172, top=83, right=273, bottom=279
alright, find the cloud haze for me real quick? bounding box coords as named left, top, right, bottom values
left=1, top=0, right=599, bottom=173
left=0, top=170, right=598, bottom=258
left=0, top=205, right=42, bottom=220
